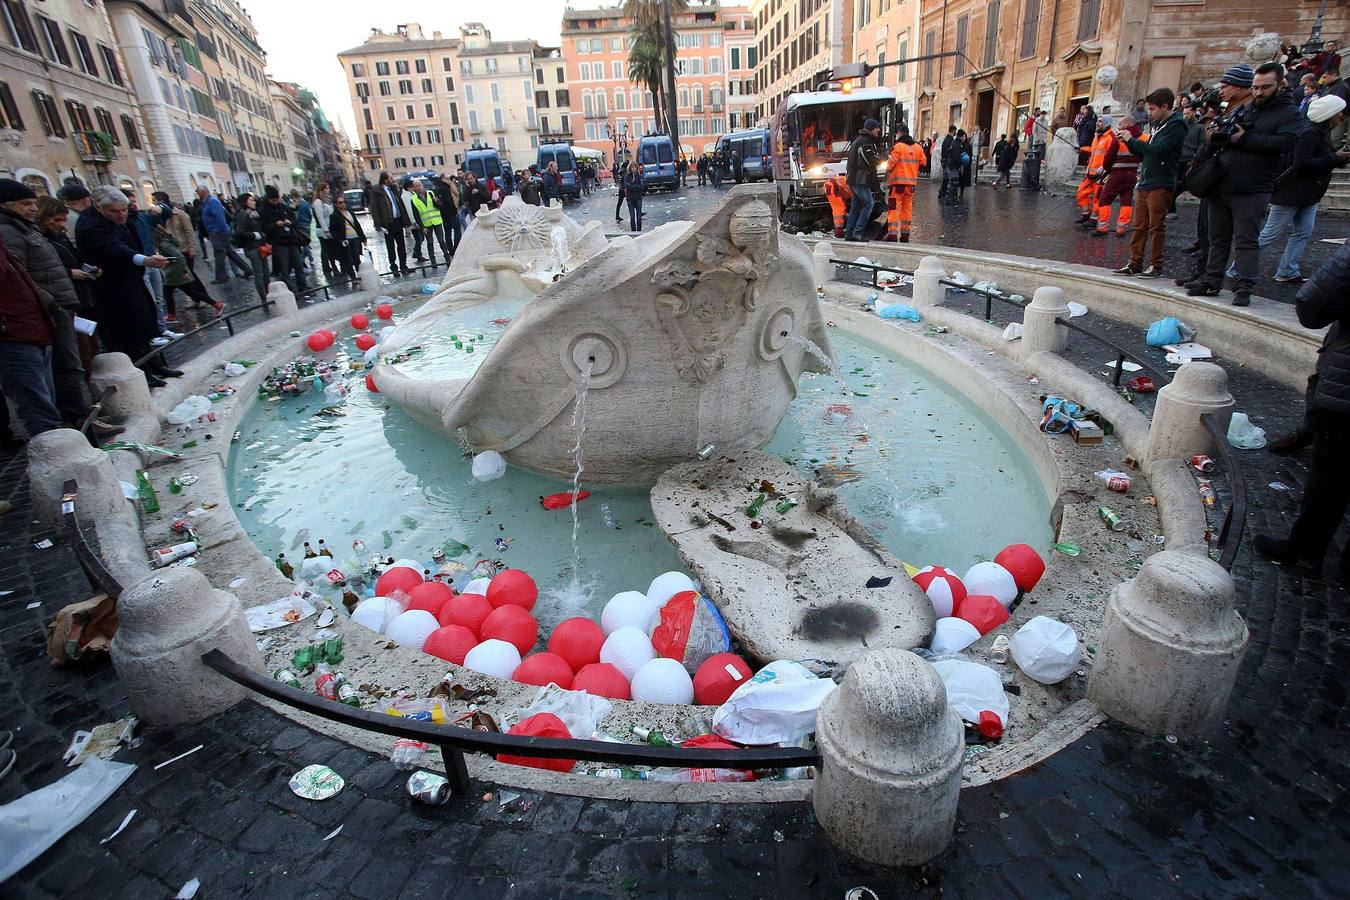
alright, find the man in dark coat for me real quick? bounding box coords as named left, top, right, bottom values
left=1255, top=243, right=1350, bottom=586
left=937, top=126, right=957, bottom=198
left=76, top=186, right=175, bottom=387
left=0, top=229, right=61, bottom=437
left=258, top=185, right=307, bottom=292
left=842, top=118, right=883, bottom=241
left=368, top=171, right=409, bottom=277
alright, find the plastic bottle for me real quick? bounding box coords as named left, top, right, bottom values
left=151, top=542, right=197, bottom=567
left=276, top=553, right=294, bottom=579
left=135, top=470, right=159, bottom=514
left=314, top=663, right=337, bottom=701
left=631, top=725, right=677, bottom=747
left=601, top=503, right=615, bottom=528
left=640, top=768, right=754, bottom=783
left=391, top=738, right=428, bottom=769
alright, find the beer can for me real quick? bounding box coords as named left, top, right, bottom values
left=273, top=668, right=302, bottom=689
left=1197, top=480, right=1216, bottom=507
left=407, top=770, right=451, bottom=805
left=1106, top=475, right=1130, bottom=493
left=1190, top=454, right=1215, bottom=474
left=1098, top=506, right=1125, bottom=532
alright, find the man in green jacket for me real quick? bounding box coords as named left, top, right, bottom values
left=1113, top=87, right=1188, bottom=277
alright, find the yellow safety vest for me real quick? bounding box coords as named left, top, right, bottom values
left=409, top=193, right=442, bottom=227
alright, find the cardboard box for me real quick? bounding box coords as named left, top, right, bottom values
left=1072, top=420, right=1103, bottom=445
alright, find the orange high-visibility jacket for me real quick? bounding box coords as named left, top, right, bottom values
left=886, top=140, right=928, bottom=188
left=1086, top=131, right=1114, bottom=177
left=824, top=173, right=853, bottom=202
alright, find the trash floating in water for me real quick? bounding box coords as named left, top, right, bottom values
left=257, top=357, right=345, bottom=401
left=540, top=490, right=591, bottom=510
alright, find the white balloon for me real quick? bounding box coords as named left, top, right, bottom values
left=351, top=597, right=396, bottom=634
left=630, top=657, right=694, bottom=704
left=385, top=609, right=440, bottom=651
left=471, top=450, right=507, bottom=481
left=646, top=571, right=697, bottom=607
left=391, top=558, right=425, bottom=575
left=378, top=325, right=397, bottom=345
left=599, top=626, right=656, bottom=680
left=463, top=577, right=491, bottom=596
left=601, top=591, right=659, bottom=635
left=1010, top=616, right=1082, bottom=684
left=363, top=346, right=379, bottom=366
left=929, top=617, right=981, bottom=655
left=463, top=639, right=521, bottom=678
left=963, top=561, right=1018, bottom=608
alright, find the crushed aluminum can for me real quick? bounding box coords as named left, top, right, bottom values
left=407, top=770, right=451, bottom=805
left=989, top=634, right=1011, bottom=664
left=1190, top=454, right=1215, bottom=474
left=1106, top=474, right=1130, bottom=493
left=289, top=764, right=344, bottom=800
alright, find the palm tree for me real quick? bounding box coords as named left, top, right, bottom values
left=624, top=0, right=691, bottom=136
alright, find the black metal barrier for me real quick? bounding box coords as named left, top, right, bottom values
left=60, top=478, right=124, bottom=598
left=1200, top=414, right=1248, bottom=571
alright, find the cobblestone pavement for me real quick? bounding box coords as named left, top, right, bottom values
left=1, top=193, right=1347, bottom=898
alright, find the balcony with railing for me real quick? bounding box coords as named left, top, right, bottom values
left=73, top=130, right=116, bottom=163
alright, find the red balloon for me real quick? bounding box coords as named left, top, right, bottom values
left=540, top=490, right=591, bottom=510
left=547, top=617, right=604, bottom=672
left=693, top=653, right=753, bottom=706
left=956, top=594, right=1010, bottom=635
left=487, top=569, right=538, bottom=611
left=423, top=625, right=478, bottom=665
left=438, top=593, right=492, bottom=636
left=480, top=604, right=538, bottom=655
left=306, top=332, right=329, bottom=352
left=512, top=652, right=575, bottom=689
left=406, top=581, right=454, bottom=616
left=496, top=713, right=574, bottom=772
left=571, top=663, right=631, bottom=700
left=354, top=333, right=377, bottom=351
left=365, top=373, right=379, bottom=393
left=350, top=312, right=370, bottom=330
left=375, top=303, right=394, bottom=320
left=321, top=329, right=337, bottom=340
left=375, top=565, right=422, bottom=598
left=995, top=543, right=1046, bottom=593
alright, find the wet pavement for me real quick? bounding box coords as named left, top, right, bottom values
left=1, top=197, right=1348, bottom=898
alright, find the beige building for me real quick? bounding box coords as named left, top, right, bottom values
left=0, top=0, right=157, bottom=196
left=534, top=46, right=573, bottom=146
left=724, top=6, right=759, bottom=133
left=338, top=23, right=466, bottom=177
left=456, top=23, right=543, bottom=167
left=750, top=0, right=856, bottom=124
left=853, top=0, right=920, bottom=127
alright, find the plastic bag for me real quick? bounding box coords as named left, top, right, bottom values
left=877, top=303, right=921, bottom=322
left=1226, top=412, right=1267, bottom=450
left=0, top=758, right=136, bottom=882
left=930, top=658, right=1009, bottom=725
left=1009, top=615, right=1080, bottom=684
left=515, top=683, right=612, bottom=739
left=1002, top=322, right=1024, bottom=341
left=471, top=451, right=507, bottom=481
left=166, top=395, right=211, bottom=425
left=1146, top=317, right=1184, bottom=347
left=712, top=659, right=837, bottom=745
left=650, top=592, right=731, bottom=674
left=222, top=362, right=246, bottom=377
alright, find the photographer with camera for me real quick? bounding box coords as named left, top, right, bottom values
left=1183, top=63, right=1304, bottom=306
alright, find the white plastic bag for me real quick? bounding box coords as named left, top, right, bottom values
left=222, top=362, right=246, bottom=377
left=515, top=683, right=612, bottom=739
left=1002, top=322, right=1024, bottom=341
left=0, top=758, right=136, bottom=882
left=471, top=451, right=507, bottom=481
left=712, top=660, right=837, bottom=745
left=244, top=590, right=319, bottom=632
left=930, top=659, right=1009, bottom=725
left=1226, top=412, right=1267, bottom=450
left=1009, top=616, right=1081, bottom=684
left=166, top=395, right=211, bottom=425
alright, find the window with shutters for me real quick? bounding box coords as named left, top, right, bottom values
left=99, top=45, right=123, bottom=85
left=395, top=60, right=409, bottom=75
left=1076, top=0, right=1100, bottom=41
left=95, top=107, right=117, bottom=142
left=375, top=61, right=389, bottom=75
left=421, top=78, right=432, bottom=93
left=2, top=0, right=39, bottom=53
left=70, top=30, right=98, bottom=76
left=1021, top=0, right=1040, bottom=59
left=65, top=99, right=92, bottom=132
left=38, top=15, right=71, bottom=66
left=0, top=82, right=22, bottom=130
left=923, top=31, right=936, bottom=85
left=954, top=16, right=968, bottom=76
left=120, top=113, right=141, bottom=149
left=983, top=2, right=1000, bottom=70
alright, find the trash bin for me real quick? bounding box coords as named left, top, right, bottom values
left=1020, top=151, right=1041, bottom=191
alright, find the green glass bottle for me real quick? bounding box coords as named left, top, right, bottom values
left=135, top=470, right=159, bottom=514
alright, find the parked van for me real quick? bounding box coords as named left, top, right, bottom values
left=535, top=141, right=579, bottom=200
left=715, top=128, right=771, bottom=181
left=463, top=147, right=505, bottom=183
left=635, top=133, right=678, bottom=190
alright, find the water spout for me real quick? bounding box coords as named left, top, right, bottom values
left=566, top=360, right=594, bottom=586
left=550, top=225, right=570, bottom=275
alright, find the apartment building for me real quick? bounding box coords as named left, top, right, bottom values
left=338, top=23, right=466, bottom=176
left=455, top=22, right=543, bottom=166
left=724, top=6, right=759, bottom=132
left=853, top=0, right=919, bottom=128
left=533, top=47, right=573, bottom=147
left=0, top=0, right=156, bottom=196
left=750, top=0, right=855, bottom=124
left=270, top=80, right=316, bottom=190
left=561, top=5, right=746, bottom=159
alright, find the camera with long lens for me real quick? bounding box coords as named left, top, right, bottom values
left=1209, top=102, right=1252, bottom=144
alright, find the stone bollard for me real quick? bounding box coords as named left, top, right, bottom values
left=910, top=256, right=947, bottom=310
left=1019, top=285, right=1069, bottom=354
left=359, top=256, right=382, bottom=293
left=812, top=241, right=836, bottom=286
left=26, top=428, right=127, bottom=533
left=266, top=279, right=299, bottom=319
left=1143, top=361, right=1234, bottom=465
left=111, top=567, right=264, bottom=726
left=1088, top=550, right=1247, bottom=739
left=89, top=352, right=154, bottom=420
left=813, top=648, right=964, bottom=865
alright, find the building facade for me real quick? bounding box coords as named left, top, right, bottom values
left=853, top=0, right=920, bottom=128
left=338, top=23, right=466, bottom=176
left=455, top=22, right=542, bottom=167
left=724, top=6, right=759, bottom=132
left=561, top=5, right=747, bottom=159
left=534, top=47, right=573, bottom=149
left=750, top=0, right=855, bottom=124
left=0, top=0, right=157, bottom=196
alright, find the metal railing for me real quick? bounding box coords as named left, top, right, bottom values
left=56, top=480, right=817, bottom=795
left=1053, top=316, right=1168, bottom=389
left=1200, top=414, right=1247, bottom=571
left=78, top=385, right=116, bottom=438
left=942, top=279, right=1029, bottom=321
left=829, top=258, right=914, bottom=290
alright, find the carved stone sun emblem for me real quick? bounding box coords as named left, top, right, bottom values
left=493, top=204, right=551, bottom=252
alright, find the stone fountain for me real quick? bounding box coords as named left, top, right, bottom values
left=374, top=185, right=836, bottom=484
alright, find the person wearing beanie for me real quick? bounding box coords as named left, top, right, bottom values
left=842, top=118, right=883, bottom=241
left=56, top=183, right=91, bottom=242
left=0, top=179, right=99, bottom=429
left=1182, top=61, right=1305, bottom=306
